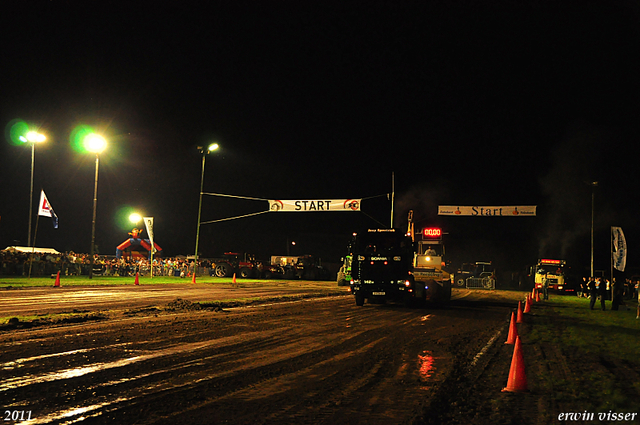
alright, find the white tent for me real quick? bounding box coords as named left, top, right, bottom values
left=3, top=246, right=61, bottom=254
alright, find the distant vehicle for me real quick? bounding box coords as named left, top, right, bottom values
left=267, top=255, right=330, bottom=280
left=532, top=258, right=574, bottom=294
left=454, top=262, right=495, bottom=289
left=293, top=255, right=330, bottom=280
left=210, top=252, right=260, bottom=278
left=336, top=254, right=352, bottom=286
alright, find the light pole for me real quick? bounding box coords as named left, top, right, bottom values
left=85, top=134, right=107, bottom=279
left=590, top=181, right=598, bottom=278
left=19, top=131, right=46, bottom=247
left=194, top=143, right=219, bottom=277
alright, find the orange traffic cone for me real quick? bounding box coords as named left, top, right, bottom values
left=505, top=311, right=518, bottom=344
left=53, top=271, right=61, bottom=287
left=232, top=273, right=237, bottom=284
left=134, top=272, right=140, bottom=285
left=516, top=301, right=524, bottom=323
left=523, top=295, right=532, bottom=313
left=192, top=272, right=196, bottom=284
left=535, top=289, right=540, bottom=302
left=502, top=336, right=528, bottom=392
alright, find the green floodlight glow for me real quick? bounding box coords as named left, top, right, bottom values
left=70, top=125, right=95, bottom=153
left=116, top=206, right=144, bottom=230
left=6, top=119, right=30, bottom=146
left=208, top=143, right=219, bottom=152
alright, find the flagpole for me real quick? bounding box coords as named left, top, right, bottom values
left=390, top=172, right=395, bottom=228
left=610, top=226, right=614, bottom=294
left=609, top=226, right=617, bottom=305
left=28, top=215, right=40, bottom=279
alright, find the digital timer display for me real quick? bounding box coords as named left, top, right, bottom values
left=422, top=228, right=442, bottom=237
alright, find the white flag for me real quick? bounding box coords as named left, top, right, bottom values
left=612, top=227, right=627, bottom=272
left=38, top=190, right=59, bottom=229
left=143, top=217, right=155, bottom=253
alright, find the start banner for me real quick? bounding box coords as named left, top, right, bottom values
left=438, top=205, right=537, bottom=216
left=269, top=199, right=361, bottom=212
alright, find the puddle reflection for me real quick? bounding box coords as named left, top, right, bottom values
left=417, top=350, right=434, bottom=382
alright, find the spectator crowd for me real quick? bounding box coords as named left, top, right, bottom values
left=0, top=248, right=196, bottom=277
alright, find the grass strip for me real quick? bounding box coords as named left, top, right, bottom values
left=0, top=275, right=342, bottom=288
left=0, top=311, right=107, bottom=329
left=526, top=295, right=640, bottom=413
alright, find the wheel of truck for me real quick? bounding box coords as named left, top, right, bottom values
left=215, top=263, right=231, bottom=278
left=239, top=267, right=252, bottom=278
left=456, top=276, right=466, bottom=287
left=355, top=292, right=365, bottom=306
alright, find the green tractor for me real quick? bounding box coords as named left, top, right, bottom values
left=336, top=254, right=352, bottom=286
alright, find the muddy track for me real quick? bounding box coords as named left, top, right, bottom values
left=1, top=291, right=524, bottom=424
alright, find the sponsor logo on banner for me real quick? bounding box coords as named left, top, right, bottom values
left=269, top=199, right=361, bottom=212
left=438, top=205, right=537, bottom=216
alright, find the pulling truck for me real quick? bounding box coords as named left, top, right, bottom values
left=349, top=228, right=415, bottom=306
left=532, top=258, right=573, bottom=294
left=407, top=211, right=452, bottom=304
left=348, top=218, right=452, bottom=306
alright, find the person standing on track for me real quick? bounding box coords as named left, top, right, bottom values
left=597, top=277, right=607, bottom=310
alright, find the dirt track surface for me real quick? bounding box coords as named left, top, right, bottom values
left=0, top=283, right=339, bottom=316
left=0, top=288, right=527, bottom=425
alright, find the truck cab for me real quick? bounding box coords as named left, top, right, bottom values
left=349, top=229, right=415, bottom=306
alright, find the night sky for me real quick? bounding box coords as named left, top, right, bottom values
left=2, top=1, right=639, bottom=277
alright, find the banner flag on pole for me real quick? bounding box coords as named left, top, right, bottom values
left=143, top=217, right=156, bottom=253
left=612, top=226, right=627, bottom=272
left=38, top=190, right=59, bottom=228
left=268, top=199, right=361, bottom=212
left=438, top=205, right=536, bottom=216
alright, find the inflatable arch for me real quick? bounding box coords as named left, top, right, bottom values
left=116, top=238, right=162, bottom=259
